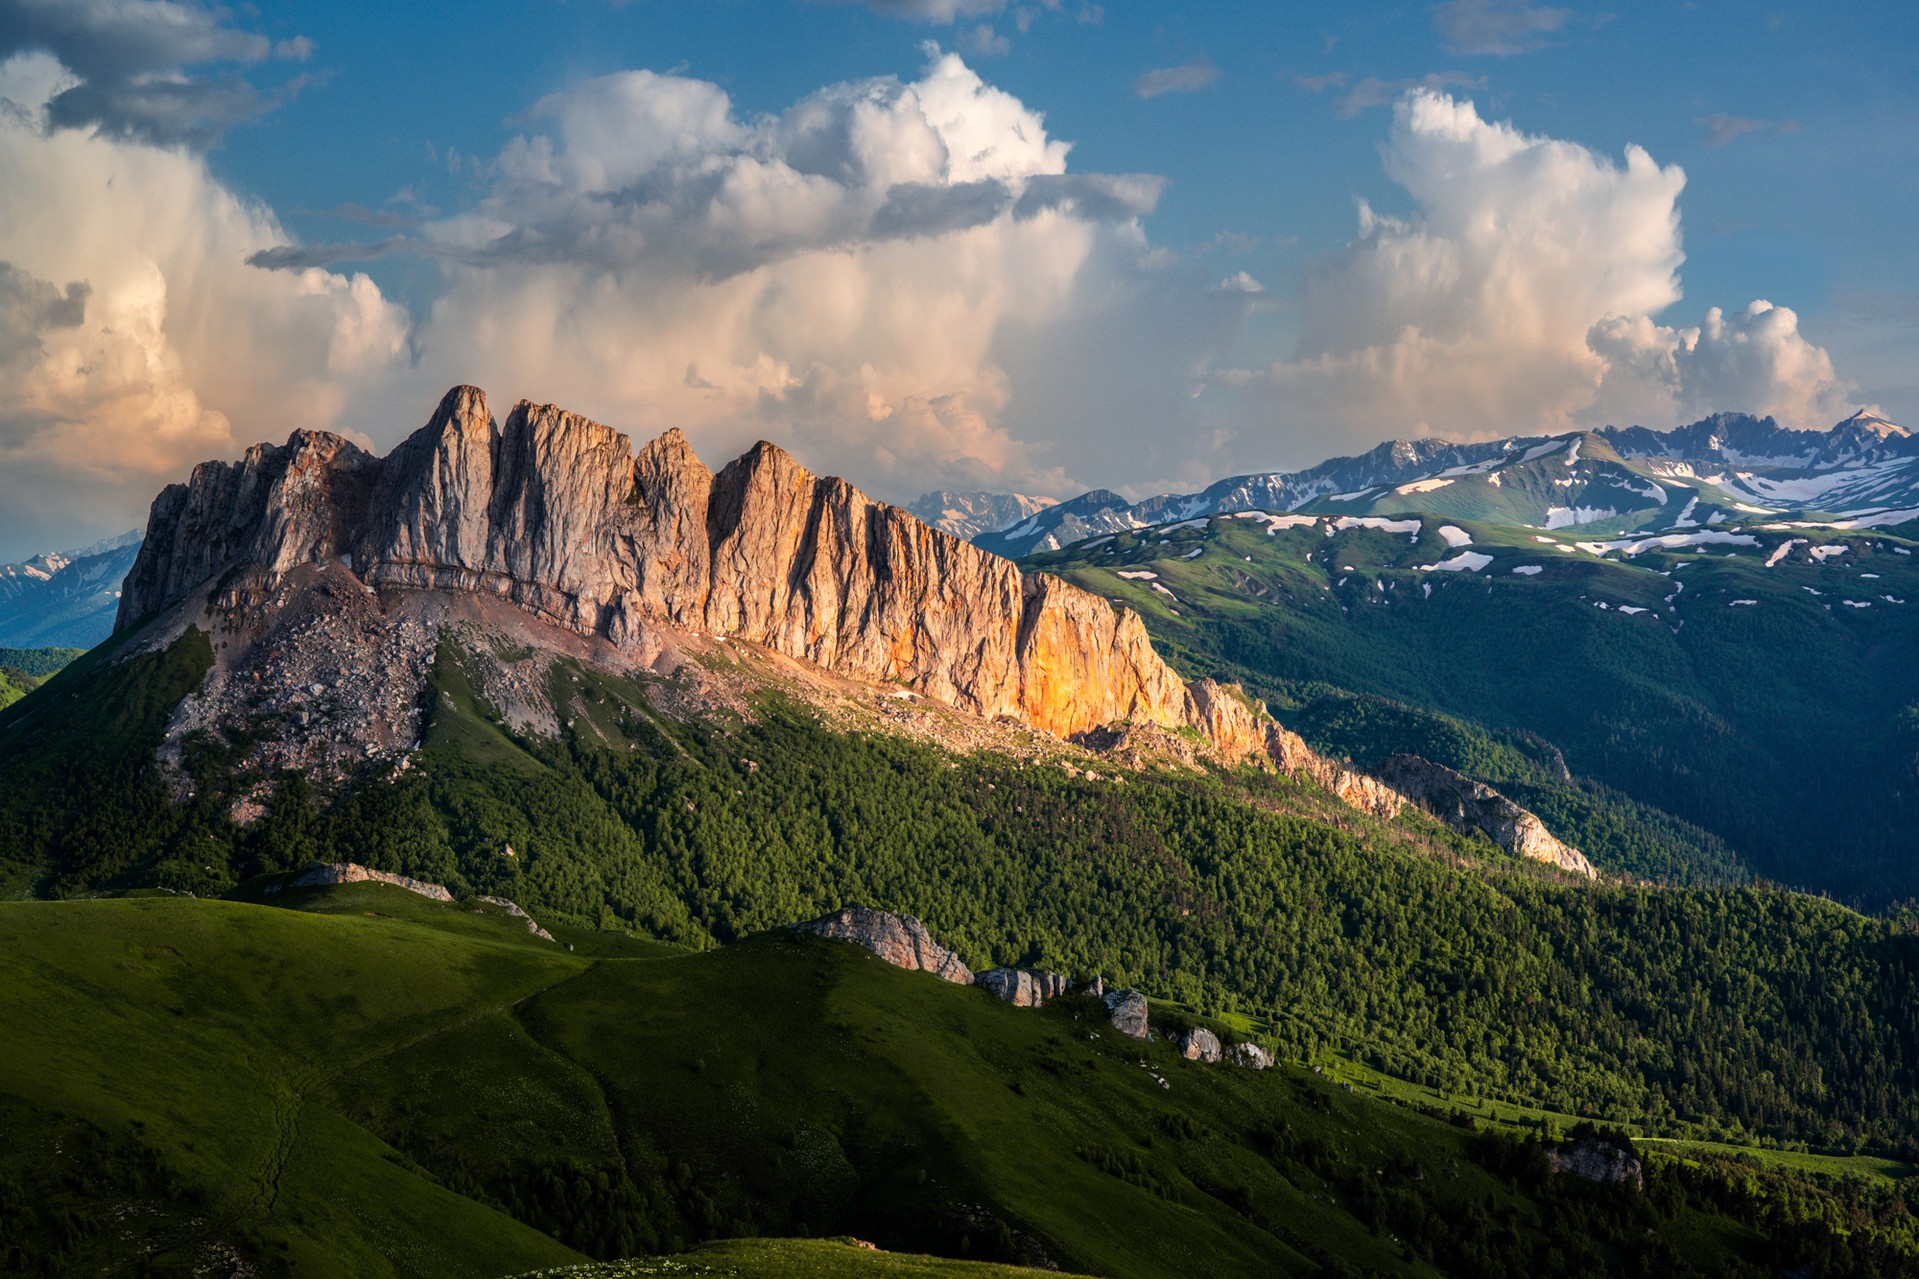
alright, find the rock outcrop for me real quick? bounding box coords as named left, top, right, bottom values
left=477, top=895, right=557, bottom=942
left=119, top=386, right=1270, bottom=764
left=1228, top=1042, right=1272, bottom=1070
left=976, top=968, right=1073, bottom=1007
left=1177, top=1027, right=1222, bottom=1062
left=1103, top=988, right=1150, bottom=1039
left=1377, top=755, right=1597, bottom=878
left=267, top=861, right=454, bottom=902
left=1548, top=1137, right=1643, bottom=1191
left=1265, top=724, right=1406, bottom=818
left=791, top=906, right=974, bottom=984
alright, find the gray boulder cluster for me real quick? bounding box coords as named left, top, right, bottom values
left=793, top=906, right=1272, bottom=1071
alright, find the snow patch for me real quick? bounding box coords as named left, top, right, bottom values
left=1728, top=599, right=1758, bottom=607
left=1809, top=544, right=1849, bottom=561
left=1545, top=505, right=1619, bottom=529
left=1420, top=551, right=1494, bottom=573
left=1617, top=606, right=1649, bottom=616
left=1764, top=539, right=1805, bottom=568
left=1116, top=570, right=1158, bottom=580
left=1511, top=565, right=1544, bottom=576
left=1437, top=525, right=1473, bottom=548
left=1574, top=531, right=1759, bottom=556
left=1332, top=516, right=1422, bottom=537
left=1396, top=478, right=1456, bottom=495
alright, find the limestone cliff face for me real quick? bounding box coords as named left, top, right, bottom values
left=115, top=385, right=1599, bottom=879
left=120, top=385, right=1264, bottom=761
left=120, top=431, right=377, bottom=619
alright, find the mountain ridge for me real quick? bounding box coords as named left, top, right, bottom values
left=975, top=411, right=1919, bottom=556
left=120, top=385, right=1274, bottom=761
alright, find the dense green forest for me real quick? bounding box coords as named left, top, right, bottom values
left=1032, top=514, right=1919, bottom=905
left=0, top=646, right=81, bottom=711
left=4, top=634, right=1916, bottom=1158
left=4, top=888, right=1915, bottom=1278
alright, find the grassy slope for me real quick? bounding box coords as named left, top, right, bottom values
left=1031, top=512, right=1919, bottom=899
left=0, top=887, right=587, bottom=1277
left=508, top=1239, right=1097, bottom=1277
left=8, top=886, right=1913, bottom=1278
left=0, top=645, right=83, bottom=711
left=7, top=631, right=1919, bottom=1159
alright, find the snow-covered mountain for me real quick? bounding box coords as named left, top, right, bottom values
left=0, top=531, right=141, bottom=648
left=976, top=412, right=1919, bottom=557
left=905, top=490, right=1056, bottom=540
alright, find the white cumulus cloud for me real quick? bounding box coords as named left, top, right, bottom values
left=1217, top=91, right=1854, bottom=451
left=0, top=51, right=407, bottom=557
left=379, top=50, right=1181, bottom=499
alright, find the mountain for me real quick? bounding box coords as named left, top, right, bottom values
left=1025, top=504, right=1919, bottom=903
left=118, top=385, right=1275, bottom=760
left=7, top=386, right=1919, bottom=1275
left=978, top=411, right=1919, bottom=557
left=906, top=490, right=1056, bottom=540
left=0, top=529, right=141, bottom=648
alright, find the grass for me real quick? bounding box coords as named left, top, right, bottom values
left=6, top=885, right=1912, bottom=1278
left=507, top=1237, right=1096, bottom=1276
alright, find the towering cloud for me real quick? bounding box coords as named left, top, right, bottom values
left=0, top=52, right=407, bottom=556
left=1220, top=92, right=1853, bottom=448
left=376, top=51, right=1172, bottom=498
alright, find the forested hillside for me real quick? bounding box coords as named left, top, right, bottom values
left=4, top=633, right=1916, bottom=1156
left=4, top=886, right=1914, bottom=1278
left=1029, top=512, right=1919, bottom=904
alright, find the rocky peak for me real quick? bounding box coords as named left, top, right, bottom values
left=121, top=385, right=1282, bottom=765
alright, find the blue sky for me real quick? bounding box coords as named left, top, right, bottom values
left=0, top=0, right=1914, bottom=557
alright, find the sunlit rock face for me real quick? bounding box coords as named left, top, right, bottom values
left=120, top=384, right=1268, bottom=761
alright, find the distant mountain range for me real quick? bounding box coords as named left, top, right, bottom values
left=972, top=411, right=1916, bottom=557
left=906, top=489, right=1056, bottom=540
left=0, top=530, right=141, bottom=647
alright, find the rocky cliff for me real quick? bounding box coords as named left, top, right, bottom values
left=121, top=386, right=1266, bottom=762
left=118, top=386, right=1595, bottom=873
left=1376, top=755, right=1597, bottom=879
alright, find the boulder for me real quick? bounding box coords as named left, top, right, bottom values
left=1103, top=988, right=1149, bottom=1039
left=791, top=905, right=973, bottom=984
left=1227, top=1042, right=1272, bottom=1070
left=1177, top=1027, right=1222, bottom=1063
left=1548, top=1137, right=1643, bottom=1191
